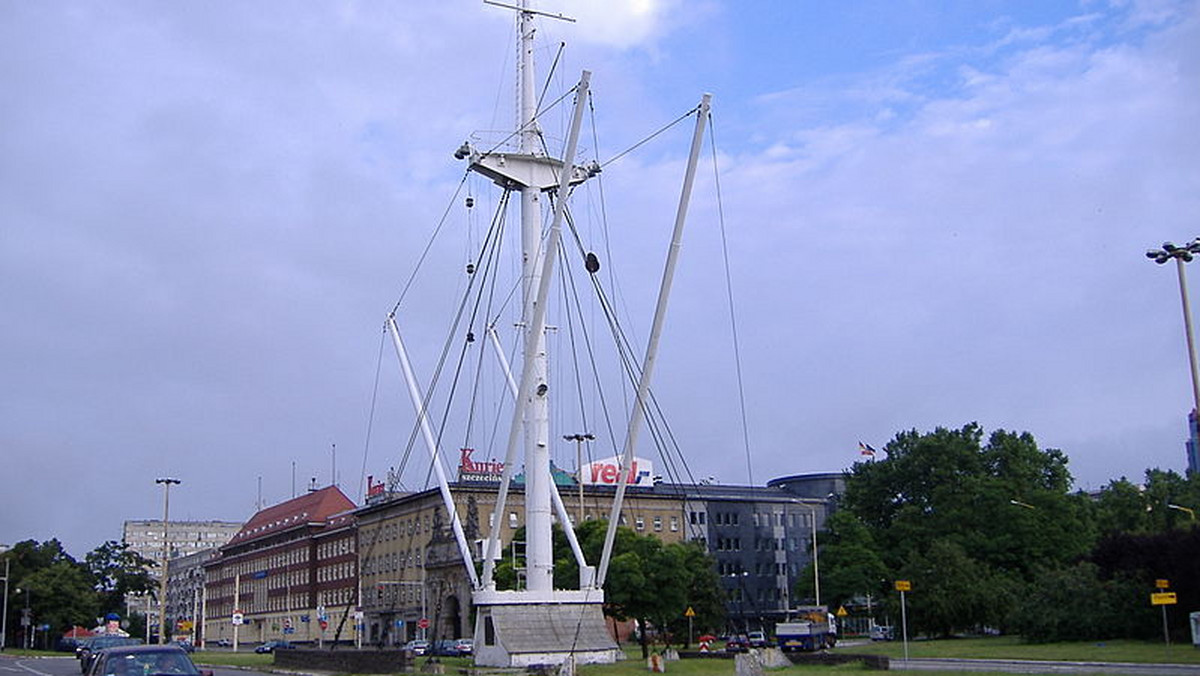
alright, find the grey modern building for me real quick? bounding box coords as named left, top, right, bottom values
left=674, top=472, right=845, bottom=632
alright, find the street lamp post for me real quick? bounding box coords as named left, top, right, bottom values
left=18, top=588, right=30, bottom=649
left=1167, top=503, right=1196, bottom=520
left=802, top=505, right=821, bottom=607
left=564, top=433, right=595, bottom=525
left=1, top=544, right=10, bottom=652
left=156, top=477, right=181, bottom=645
left=1147, top=239, right=1200, bottom=418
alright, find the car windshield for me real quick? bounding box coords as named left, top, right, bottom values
left=99, top=652, right=197, bottom=676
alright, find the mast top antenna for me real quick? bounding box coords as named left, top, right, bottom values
left=483, top=0, right=576, bottom=23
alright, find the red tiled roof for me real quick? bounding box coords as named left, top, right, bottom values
left=226, top=485, right=355, bottom=545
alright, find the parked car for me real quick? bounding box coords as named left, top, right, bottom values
left=403, top=639, right=430, bottom=655
left=431, top=638, right=473, bottom=657
left=213, top=639, right=232, bottom=647
left=869, top=625, right=894, bottom=641
left=747, top=630, right=768, bottom=648
left=78, top=636, right=142, bottom=673
left=254, top=640, right=295, bottom=654
left=724, top=634, right=750, bottom=652
left=85, top=644, right=211, bottom=676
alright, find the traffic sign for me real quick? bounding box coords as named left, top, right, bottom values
left=684, top=607, right=696, bottom=617
left=231, top=612, right=244, bottom=626
left=895, top=580, right=912, bottom=592
left=417, top=617, right=430, bottom=629
left=1156, top=579, right=1170, bottom=589
left=836, top=606, right=848, bottom=618
left=1151, top=592, right=1178, bottom=606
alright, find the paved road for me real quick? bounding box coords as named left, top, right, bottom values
left=891, top=657, right=1200, bottom=675
left=0, top=655, right=271, bottom=676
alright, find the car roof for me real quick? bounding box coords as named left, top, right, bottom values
left=98, top=644, right=189, bottom=656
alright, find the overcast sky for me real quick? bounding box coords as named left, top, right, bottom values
left=3, top=0, right=1199, bottom=558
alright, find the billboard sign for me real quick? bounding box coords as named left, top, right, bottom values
left=581, top=456, right=654, bottom=486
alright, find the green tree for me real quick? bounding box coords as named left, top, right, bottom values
left=895, top=540, right=1018, bottom=638
left=1092, top=478, right=1151, bottom=534
left=663, top=539, right=725, bottom=647
left=1009, top=562, right=1152, bottom=642
left=1092, top=469, right=1200, bottom=535
left=553, top=520, right=722, bottom=656
left=20, top=560, right=100, bottom=642
left=794, top=510, right=889, bottom=611
left=836, top=424, right=1096, bottom=636
left=1089, top=524, right=1200, bottom=641
left=843, top=424, right=1092, bottom=581
left=85, top=540, right=157, bottom=617
left=4, top=540, right=99, bottom=646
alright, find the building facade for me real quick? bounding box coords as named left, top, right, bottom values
left=355, top=473, right=690, bottom=647
left=353, top=458, right=840, bottom=644
left=165, top=549, right=217, bottom=643
left=201, top=486, right=358, bottom=647
left=122, top=519, right=242, bottom=637
left=185, top=467, right=840, bottom=647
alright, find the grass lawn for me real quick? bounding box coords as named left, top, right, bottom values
left=841, top=635, right=1200, bottom=664
left=15, top=637, right=1197, bottom=676
left=191, top=650, right=276, bottom=668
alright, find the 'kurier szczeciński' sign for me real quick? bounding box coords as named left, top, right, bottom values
left=458, top=448, right=505, bottom=483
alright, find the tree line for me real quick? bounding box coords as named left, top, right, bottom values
left=800, top=423, right=1200, bottom=642
left=2, top=539, right=156, bottom=649
left=7, top=422, right=1195, bottom=649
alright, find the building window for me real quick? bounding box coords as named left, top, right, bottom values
left=635, top=517, right=645, bottom=531
left=653, top=517, right=662, bottom=531
left=669, top=516, right=679, bottom=532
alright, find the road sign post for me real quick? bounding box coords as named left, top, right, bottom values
left=1152, top=587, right=1178, bottom=655
left=685, top=606, right=695, bottom=646
left=895, top=581, right=911, bottom=663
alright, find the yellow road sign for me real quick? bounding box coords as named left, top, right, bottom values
left=895, top=580, right=912, bottom=592
left=684, top=606, right=696, bottom=617
left=1156, top=579, right=1170, bottom=589
left=1151, top=592, right=1177, bottom=606
left=836, top=606, right=848, bottom=617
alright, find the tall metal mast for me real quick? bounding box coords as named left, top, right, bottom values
left=515, top=1, right=554, bottom=595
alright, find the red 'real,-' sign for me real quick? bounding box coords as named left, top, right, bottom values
left=584, top=456, right=653, bottom=485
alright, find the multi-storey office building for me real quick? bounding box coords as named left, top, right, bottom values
left=122, top=519, right=242, bottom=636
left=123, top=520, right=244, bottom=563
left=354, top=466, right=690, bottom=647
left=354, top=452, right=839, bottom=645
left=202, top=486, right=357, bottom=647
left=165, top=549, right=217, bottom=643
left=682, top=472, right=845, bottom=631
left=189, top=467, right=839, bottom=647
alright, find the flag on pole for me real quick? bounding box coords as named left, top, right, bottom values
left=859, top=441, right=877, bottom=457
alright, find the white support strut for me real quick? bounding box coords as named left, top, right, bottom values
left=595, top=94, right=712, bottom=588
left=386, top=314, right=480, bottom=588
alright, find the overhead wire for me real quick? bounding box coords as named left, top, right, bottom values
left=707, top=113, right=755, bottom=485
